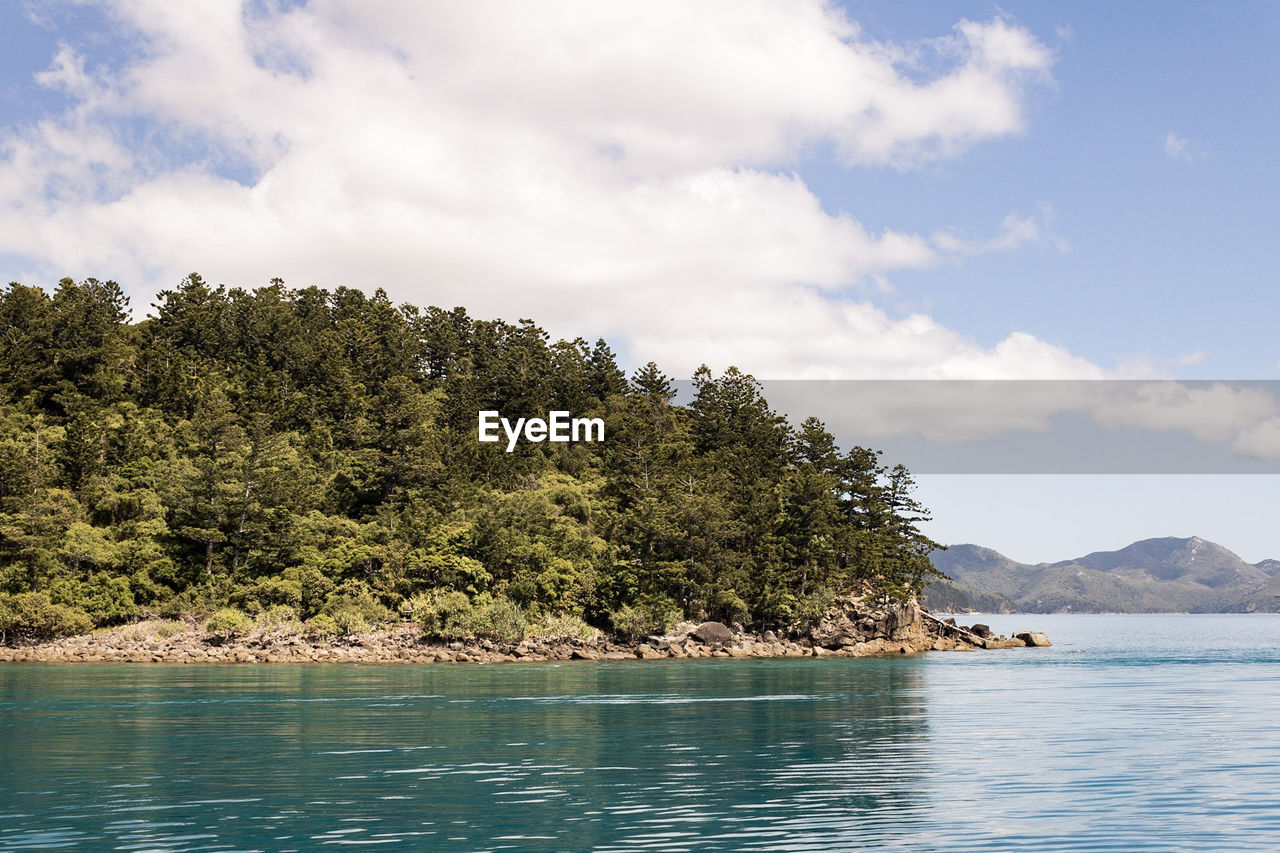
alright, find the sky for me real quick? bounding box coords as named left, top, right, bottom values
left=2, top=1, right=1279, bottom=561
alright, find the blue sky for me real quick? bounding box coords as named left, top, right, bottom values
left=2, top=2, right=1279, bottom=559
left=807, top=2, right=1280, bottom=376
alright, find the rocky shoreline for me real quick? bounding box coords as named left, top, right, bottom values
left=0, top=600, right=1050, bottom=664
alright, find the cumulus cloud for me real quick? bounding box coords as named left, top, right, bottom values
left=1233, top=417, right=1280, bottom=460
left=1092, top=382, right=1280, bottom=445
left=0, top=1, right=1081, bottom=378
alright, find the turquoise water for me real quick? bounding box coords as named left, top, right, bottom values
left=3, top=614, right=1280, bottom=851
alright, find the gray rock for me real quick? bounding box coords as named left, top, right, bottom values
left=1015, top=631, right=1052, bottom=647
left=692, top=621, right=734, bottom=646
left=969, top=623, right=993, bottom=639
left=762, top=630, right=778, bottom=643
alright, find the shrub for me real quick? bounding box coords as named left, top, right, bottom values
left=115, top=618, right=188, bottom=642
left=791, top=587, right=836, bottom=631
left=231, top=578, right=303, bottom=615
left=157, top=578, right=236, bottom=621
left=330, top=607, right=370, bottom=636
left=303, top=614, right=339, bottom=638
left=609, top=594, right=682, bottom=641
left=154, top=619, right=188, bottom=639
left=470, top=597, right=527, bottom=644
left=412, top=589, right=474, bottom=639
left=709, top=589, right=750, bottom=627
left=528, top=612, right=597, bottom=643
left=49, top=573, right=137, bottom=626
left=321, top=582, right=394, bottom=629
left=255, top=605, right=302, bottom=636
left=204, top=607, right=253, bottom=637
left=0, top=592, right=93, bottom=643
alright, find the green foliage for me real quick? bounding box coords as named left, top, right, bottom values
left=322, top=582, right=394, bottom=629
left=204, top=607, right=253, bottom=637
left=528, top=612, right=597, bottom=643
left=0, top=592, right=93, bottom=642
left=154, top=619, right=188, bottom=639
left=791, top=587, right=837, bottom=631
left=303, top=614, right=339, bottom=638
left=411, top=589, right=474, bottom=639
left=49, top=572, right=137, bottom=625
left=469, top=597, right=527, bottom=644
left=0, top=277, right=943, bottom=643
left=330, top=607, right=370, bottom=636
left=610, top=594, right=682, bottom=640
left=255, top=604, right=302, bottom=636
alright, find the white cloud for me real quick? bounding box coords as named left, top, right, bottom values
left=1164, top=131, right=1198, bottom=163
left=1177, top=349, right=1207, bottom=366
left=0, top=1, right=1083, bottom=378
left=1091, top=382, right=1280, bottom=445
left=1233, top=417, right=1280, bottom=460
left=930, top=204, right=1068, bottom=255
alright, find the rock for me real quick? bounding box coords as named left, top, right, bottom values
left=762, top=630, right=778, bottom=643
left=571, top=649, right=598, bottom=660
left=969, top=623, right=993, bottom=639
left=1015, top=631, right=1052, bottom=647
left=985, top=638, right=1025, bottom=649
left=692, top=621, right=734, bottom=646
left=672, top=621, right=698, bottom=639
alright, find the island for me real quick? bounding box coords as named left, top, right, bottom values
left=0, top=276, right=1047, bottom=661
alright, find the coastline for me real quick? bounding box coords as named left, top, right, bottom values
left=0, top=602, right=1049, bottom=664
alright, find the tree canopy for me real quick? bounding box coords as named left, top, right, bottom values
left=0, top=275, right=942, bottom=640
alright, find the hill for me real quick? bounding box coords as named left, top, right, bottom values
left=0, top=276, right=943, bottom=643
left=927, top=537, right=1280, bottom=613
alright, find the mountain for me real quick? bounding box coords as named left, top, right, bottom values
left=926, top=537, right=1280, bottom=614
left=1254, top=559, right=1280, bottom=576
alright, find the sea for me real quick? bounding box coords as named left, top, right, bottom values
left=3, top=613, right=1280, bottom=851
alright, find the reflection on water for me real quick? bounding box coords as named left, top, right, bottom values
left=1, top=659, right=929, bottom=851
left=3, top=615, right=1280, bottom=851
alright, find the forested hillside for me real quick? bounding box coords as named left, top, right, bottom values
left=0, top=275, right=941, bottom=642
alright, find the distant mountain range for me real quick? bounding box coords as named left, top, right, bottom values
left=925, top=537, right=1280, bottom=613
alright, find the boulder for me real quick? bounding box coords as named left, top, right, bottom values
left=692, top=621, right=734, bottom=646
left=762, top=630, right=778, bottom=643
left=1015, top=631, right=1052, bottom=647
left=969, top=623, right=993, bottom=639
